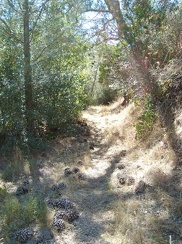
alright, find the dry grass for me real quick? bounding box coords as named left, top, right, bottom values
left=86, top=98, right=181, bottom=244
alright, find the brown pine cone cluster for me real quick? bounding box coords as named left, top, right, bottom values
left=49, top=197, right=79, bottom=232
left=48, top=197, right=75, bottom=210
left=14, top=228, right=33, bottom=242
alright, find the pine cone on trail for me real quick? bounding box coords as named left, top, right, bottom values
left=52, top=219, right=65, bottom=232
left=48, top=198, right=75, bottom=209
left=64, top=167, right=72, bottom=176
left=14, top=228, right=33, bottom=242
left=54, top=209, right=79, bottom=223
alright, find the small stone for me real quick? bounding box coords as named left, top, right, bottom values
left=120, top=150, right=127, bottom=157
left=89, top=142, right=94, bottom=150
left=116, top=163, right=125, bottom=169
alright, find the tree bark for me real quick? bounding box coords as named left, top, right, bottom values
left=23, top=0, right=34, bottom=135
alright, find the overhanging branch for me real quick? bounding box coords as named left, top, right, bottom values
left=0, top=17, right=23, bottom=43
left=85, top=9, right=110, bottom=13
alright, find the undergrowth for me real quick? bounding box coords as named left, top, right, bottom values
left=133, top=98, right=158, bottom=139
left=0, top=192, right=47, bottom=240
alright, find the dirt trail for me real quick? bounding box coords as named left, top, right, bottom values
left=53, top=101, right=179, bottom=244
left=51, top=102, right=133, bottom=244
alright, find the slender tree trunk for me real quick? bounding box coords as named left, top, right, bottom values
left=104, top=0, right=156, bottom=97
left=23, top=0, right=34, bottom=135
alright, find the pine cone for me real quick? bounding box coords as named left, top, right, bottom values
left=52, top=219, right=65, bottom=232
left=54, top=210, right=67, bottom=220
left=54, top=209, right=79, bottom=223
left=48, top=198, right=74, bottom=210
left=65, top=209, right=79, bottom=223
left=14, top=228, right=33, bottom=242
left=64, top=168, right=72, bottom=176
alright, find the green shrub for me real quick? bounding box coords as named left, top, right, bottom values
left=134, top=99, right=158, bottom=139
left=1, top=194, right=47, bottom=237
left=98, top=87, right=118, bottom=105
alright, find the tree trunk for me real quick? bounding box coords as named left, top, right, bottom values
left=104, top=0, right=156, bottom=97
left=23, top=0, right=34, bottom=135
left=104, top=0, right=133, bottom=43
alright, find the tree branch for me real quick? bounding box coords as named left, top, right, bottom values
left=30, top=0, right=50, bottom=40
left=0, top=17, right=23, bottom=43
left=7, top=0, right=21, bottom=13
left=85, top=9, right=110, bottom=13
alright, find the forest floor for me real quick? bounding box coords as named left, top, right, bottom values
left=0, top=98, right=182, bottom=244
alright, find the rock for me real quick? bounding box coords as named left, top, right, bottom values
left=116, top=163, right=125, bottom=169
left=135, top=180, right=146, bottom=194
left=120, top=150, right=127, bottom=157
left=89, top=145, right=94, bottom=150
left=89, top=142, right=95, bottom=150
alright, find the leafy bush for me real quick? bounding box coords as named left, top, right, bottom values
left=97, top=87, right=118, bottom=105
left=1, top=194, right=47, bottom=237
